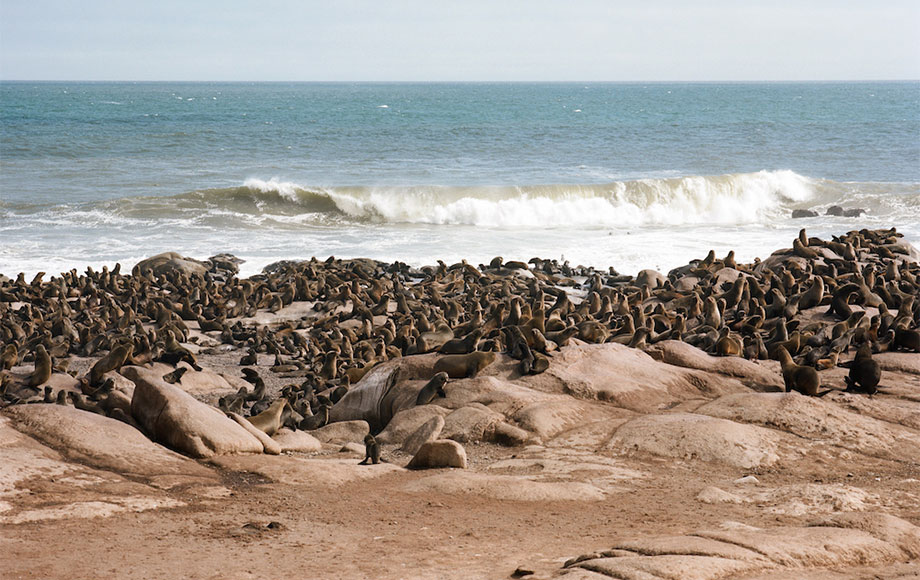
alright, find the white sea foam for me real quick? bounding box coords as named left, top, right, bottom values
left=242, top=177, right=305, bottom=203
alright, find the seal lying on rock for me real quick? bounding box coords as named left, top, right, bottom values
left=415, top=372, right=448, bottom=405
left=433, top=351, right=496, bottom=379
left=247, top=399, right=291, bottom=436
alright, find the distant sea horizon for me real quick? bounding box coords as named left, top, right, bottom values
left=2, top=80, right=918, bottom=277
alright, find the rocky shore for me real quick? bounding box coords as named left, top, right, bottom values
left=2, top=228, right=919, bottom=579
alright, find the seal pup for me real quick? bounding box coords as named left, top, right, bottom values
left=844, top=343, right=881, bottom=394
left=433, top=351, right=496, bottom=379
left=415, top=372, right=449, bottom=405
left=358, top=433, right=381, bottom=465
left=161, top=366, right=189, bottom=385
left=775, top=346, right=830, bottom=397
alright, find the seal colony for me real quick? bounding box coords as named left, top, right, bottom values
left=2, top=228, right=920, bottom=579
left=0, top=228, right=918, bottom=442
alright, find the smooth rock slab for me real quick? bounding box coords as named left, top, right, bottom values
left=405, top=471, right=608, bottom=501
left=2, top=404, right=211, bottom=477
left=440, top=404, right=503, bottom=443
left=208, top=455, right=401, bottom=487
left=576, top=555, right=758, bottom=580
left=645, top=340, right=783, bottom=391
left=695, top=526, right=903, bottom=568
left=271, top=428, right=322, bottom=453
left=607, top=413, right=784, bottom=469
left=558, top=514, right=920, bottom=579
left=123, top=365, right=264, bottom=458
left=376, top=405, right=450, bottom=445
left=539, top=343, right=749, bottom=413
left=697, top=392, right=920, bottom=463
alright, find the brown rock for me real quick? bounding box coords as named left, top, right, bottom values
left=400, top=415, right=445, bottom=455
left=309, top=420, right=370, bottom=445
left=406, top=439, right=467, bottom=469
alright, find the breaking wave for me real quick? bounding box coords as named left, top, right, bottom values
left=213, top=170, right=819, bottom=227
left=5, top=171, right=917, bottom=230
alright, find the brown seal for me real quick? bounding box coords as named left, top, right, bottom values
left=247, top=399, right=291, bottom=436
left=438, top=328, right=483, bottom=355
left=844, top=343, right=880, bottom=394
left=775, top=346, right=829, bottom=396
left=358, top=433, right=381, bottom=465
left=415, top=372, right=449, bottom=405
left=28, top=344, right=52, bottom=388
left=433, top=351, right=496, bottom=379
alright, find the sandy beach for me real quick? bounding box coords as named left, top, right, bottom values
left=2, top=227, right=919, bottom=579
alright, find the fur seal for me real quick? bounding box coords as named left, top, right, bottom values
left=438, top=328, right=482, bottom=355
left=844, top=343, right=880, bottom=394
left=433, top=351, right=496, bottom=379
left=415, top=372, right=449, bottom=405
left=893, top=326, right=920, bottom=353
left=28, top=344, right=52, bottom=388
left=247, top=399, right=290, bottom=436
left=1, top=344, right=17, bottom=371
left=775, top=346, right=829, bottom=397
left=359, top=433, right=381, bottom=465
left=161, top=366, right=189, bottom=384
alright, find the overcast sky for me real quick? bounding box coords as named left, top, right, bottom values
left=1, top=0, right=918, bottom=81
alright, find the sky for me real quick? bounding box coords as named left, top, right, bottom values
left=1, top=0, right=918, bottom=81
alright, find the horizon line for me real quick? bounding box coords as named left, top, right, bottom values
left=2, top=78, right=918, bottom=84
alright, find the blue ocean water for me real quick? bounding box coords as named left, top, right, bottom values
left=1, top=81, right=918, bottom=277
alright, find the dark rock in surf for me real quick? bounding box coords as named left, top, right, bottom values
left=791, top=209, right=818, bottom=219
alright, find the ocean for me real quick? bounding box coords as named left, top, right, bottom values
left=1, top=81, right=918, bottom=278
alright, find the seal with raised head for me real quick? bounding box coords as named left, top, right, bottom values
left=775, top=346, right=829, bottom=397
left=89, top=342, right=134, bottom=386
left=247, top=399, right=291, bottom=436
left=28, top=344, right=52, bottom=388
left=433, top=351, right=496, bottom=379
left=415, top=372, right=449, bottom=405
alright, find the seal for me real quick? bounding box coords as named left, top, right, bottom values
left=358, top=433, right=381, bottom=465
left=415, top=372, right=449, bottom=405
left=161, top=366, right=189, bottom=385
left=28, top=344, right=52, bottom=388
left=844, top=343, right=880, bottom=394
left=247, top=398, right=290, bottom=436
left=433, top=351, right=497, bottom=379
left=775, top=346, right=829, bottom=396
left=797, top=276, right=824, bottom=311
left=438, top=328, right=483, bottom=354
left=714, top=328, right=742, bottom=357
left=893, top=326, right=920, bottom=353
left=1, top=344, right=17, bottom=371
